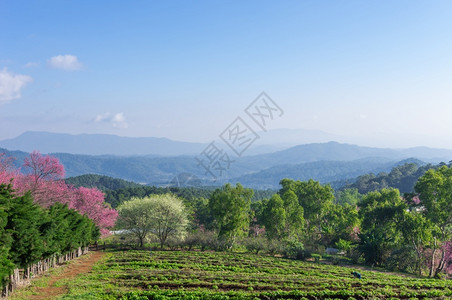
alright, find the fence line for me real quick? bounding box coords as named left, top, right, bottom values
left=0, top=246, right=90, bottom=299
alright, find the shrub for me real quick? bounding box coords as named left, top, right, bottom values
left=266, top=239, right=285, bottom=256
left=312, top=254, right=322, bottom=262
left=283, top=240, right=310, bottom=260
left=241, top=236, right=267, bottom=254
left=335, top=238, right=352, bottom=254
left=386, top=246, right=418, bottom=273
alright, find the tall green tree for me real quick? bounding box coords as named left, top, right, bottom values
left=281, top=190, right=304, bottom=239
left=335, top=188, right=362, bottom=206
left=279, top=179, right=334, bottom=243
left=0, top=184, right=14, bottom=289
left=415, top=166, right=452, bottom=277
left=151, top=194, right=188, bottom=248
left=323, top=203, right=359, bottom=246
left=399, top=210, right=432, bottom=276
left=209, top=184, right=253, bottom=245
left=117, top=194, right=188, bottom=248
left=358, top=188, right=406, bottom=266
left=262, top=194, right=286, bottom=240
left=7, top=191, right=45, bottom=269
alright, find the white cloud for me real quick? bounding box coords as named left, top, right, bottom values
left=47, top=55, right=82, bottom=70
left=24, top=62, right=40, bottom=68
left=95, top=112, right=128, bottom=129
left=112, top=112, right=128, bottom=128
left=95, top=112, right=111, bottom=122
left=0, top=68, right=32, bottom=104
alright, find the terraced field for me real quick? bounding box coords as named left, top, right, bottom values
left=61, top=250, right=452, bottom=299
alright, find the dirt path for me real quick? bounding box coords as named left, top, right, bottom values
left=27, top=251, right=105, bottom=300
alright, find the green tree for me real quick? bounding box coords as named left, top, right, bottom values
left=279, top=179, right=334, bottom=244
left=358, top=188, right=406, bottom=266
left=323, top=203, right=359, bottom=246
left=151, top=194, right=188, bottom=248
left=399, top=210, right=432, bottom=275
left=209, top=184, right=253, bottom=246
left=7, top=191, right=45, bottom=270
left=262, top=194, right=286, bottom=240
left=415, top=166, right=452, bottom=277
left=0, top=184, right=14, bottom=289
left=281, top=190, right=304, bottom=239
left=335, top=188, right=361, bottom=206
left=117, top=194, right=188, bottom=248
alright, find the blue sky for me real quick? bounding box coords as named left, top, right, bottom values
left=1, top=1, right=452, bottom=148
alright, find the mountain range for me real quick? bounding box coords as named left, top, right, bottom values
left=0, top=131, right=206, bottom=156
left=1, top=131, right=452, bottom=189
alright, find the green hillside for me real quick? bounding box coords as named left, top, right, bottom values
left=65, top=174, right=143, bottom=190
left=344, top=161, right=442, bottom=194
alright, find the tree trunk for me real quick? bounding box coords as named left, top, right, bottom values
left=434, top=247, right=446, bottom=277
left=429, top=241, right=437, bottom=278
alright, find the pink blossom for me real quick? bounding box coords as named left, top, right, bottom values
left=5, top=151, right=118, bottom=237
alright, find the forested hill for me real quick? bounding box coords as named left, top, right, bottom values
left=230, top=157, right=426, bottom=190
left=344, top=160, right=444, bottom=194
left=104, top=186, right=276, bottom=208
left=65, top=174, right=143, bottom=190
left=2, top=141, right=451, bottom=189
left=64, top=174, right=276, bottom=208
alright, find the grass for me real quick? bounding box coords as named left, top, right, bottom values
left=9, top=261, right=68, bottom=300
left=57, top=250, right=452, bottom=299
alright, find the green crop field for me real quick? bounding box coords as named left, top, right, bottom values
left=58, top=250, right=452, bottom=300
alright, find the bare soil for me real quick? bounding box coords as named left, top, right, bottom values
left=27, top=251, right=105, bottom=300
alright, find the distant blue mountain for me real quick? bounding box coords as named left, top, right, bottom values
left=0, top=131, right=207, bottom=156
left=1, top=135, right=451, bottom=189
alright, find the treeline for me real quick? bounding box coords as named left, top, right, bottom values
left=104, top=185, right=275, bottom=208
left=65, top=174, right=142, bottom=191
left=115, top=166, right=452, bottom=278
left=0, top=184, right=99, bottom=297
left=0, top=151, right=117, bottom=236
left=344, top=161, right=446, bottom=194
left=0, top=151, right=116, bottom=295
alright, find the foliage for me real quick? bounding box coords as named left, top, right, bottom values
left=346, top=161, right=434, bottom=194
left=415, top=166, right=452, bottom=277
left=105, top=185, right=273, bottom=209
left=357, top=188, right=406, bottom=266
left=241, top=236, right=267, bottom=254
left=208, top=184, right=253, bottom=245
left=279, top=178, right=335, bottom=246
left=261, top=194, right=286, bottom=240
left=323, top=203, right=359, bottom=246
left=335, top=188, right=362, bottom=206
left=65, top=174, right=143, bottom=190
left=283, top=240, right=309, bottom=260
left=1, top=151, right=117, bottom=236
left=117, top=194, right=188, bottom=248
left=0, top=183, right=98, bottom=290
left=69, top=187, right=118, bottom=236
left=0, top=184, right=14, bottom=288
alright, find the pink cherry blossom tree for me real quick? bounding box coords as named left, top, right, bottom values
left=10, top=151, right=117, bottom=236
left=0, top=152, right=17, bottom=185
left=23, top=150, right=65, bottom=188
left=70, top=187, right=118, bottom=236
